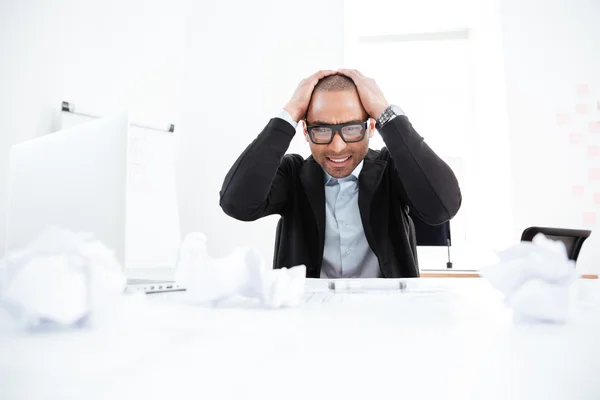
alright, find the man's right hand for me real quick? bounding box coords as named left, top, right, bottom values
left=283, top=70, right=338, bottom=122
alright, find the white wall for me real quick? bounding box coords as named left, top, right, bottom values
left=0, top=0, right=184, bottom=258
left=177, top=0, right=344, bottom=260
left=0, top=0, right=343, bottom=265
left=0, top=1, right=63, bottom=258
left=501, top=0, right=600, bottom=236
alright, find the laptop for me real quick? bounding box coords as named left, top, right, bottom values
left=5, top=113, right=185, bottom=294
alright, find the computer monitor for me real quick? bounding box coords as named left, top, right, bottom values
left=6, top=114, right=129, bottom=263
left=5, top=113, right=183, bottom=290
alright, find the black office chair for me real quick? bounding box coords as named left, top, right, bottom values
left=412, top=217, right=453, bottom=268
left=273, top=218, right=284, bottom=269
left=521, top=226, right=591, bottom=261
left=272, top=217, right=453, bottom=268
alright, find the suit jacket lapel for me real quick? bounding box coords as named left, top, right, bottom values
left=358, top=150, right=387, bottom=244
left=300, top=158, right=326, bottom=263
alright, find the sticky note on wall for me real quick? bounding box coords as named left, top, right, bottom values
left=589, top=168, right=600, bottom=180
left=556, top=113, right=570, bottom=126
left=583, top=212, right=597, bottom=226
left=572, top=185, right=585, bottom=197
left=575, top=104, right=589, bottom=114
left=576, top=84, right=590, bottom=97
left=570, top=132, right=584, bottom=144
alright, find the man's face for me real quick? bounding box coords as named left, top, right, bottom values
left=304, top=90, right=374, bottom=179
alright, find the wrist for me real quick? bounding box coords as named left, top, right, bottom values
left=283, top=104, right=302, bottom=122
left=372, top=103, right=390, bottom=119
left=375, top=104, right=404, bottom=130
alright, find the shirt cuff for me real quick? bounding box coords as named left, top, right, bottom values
left=376, top=106, right=404, bottom=129
left=388, top=106, right=405, bottom=122
left=276, top=109, right=298, bottom=129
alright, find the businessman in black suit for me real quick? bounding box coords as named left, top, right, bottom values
left=220, top=70, right=461, bottom=278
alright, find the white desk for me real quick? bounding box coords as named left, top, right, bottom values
left=1, top=278, right=599, bottom=400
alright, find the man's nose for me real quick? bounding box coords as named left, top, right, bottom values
left=328, top=131, right=347, bottom=153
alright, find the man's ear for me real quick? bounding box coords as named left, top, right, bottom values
left=302, top=120, right=309, bottom=143
left=369, top=118, right=375, bottom=138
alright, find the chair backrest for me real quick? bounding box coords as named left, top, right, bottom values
left=413, top=218, right=451, bottom=247
left=521, top=226, right=591, bottom=261
left=273, top=218, right=284, bottom=269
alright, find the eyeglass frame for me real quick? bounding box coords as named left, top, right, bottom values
left=304, top=120, right=370, bottom=145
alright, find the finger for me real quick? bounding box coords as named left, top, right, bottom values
left=343, top=69, right=365, bottom=77
left=337, top=69, right=361, bottom=81
left=345, top=69, right=368, bottom=80
left=303, top=70, right=337, bottom=89
left=311, top=69, right=337, bottom=79
left=337, top=68, right=355, bottom=76
left=311, top=69, right=338, bottom=82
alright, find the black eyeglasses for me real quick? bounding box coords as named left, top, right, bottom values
left=306, top=120, right=369, bottom=145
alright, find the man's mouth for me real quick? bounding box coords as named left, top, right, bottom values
left=326, top=155, right=351, bottom=166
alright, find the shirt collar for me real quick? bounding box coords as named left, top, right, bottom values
left=324, top=160, right=364, bottom=185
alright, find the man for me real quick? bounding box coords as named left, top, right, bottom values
left=220, top=69, right=461, bottom=278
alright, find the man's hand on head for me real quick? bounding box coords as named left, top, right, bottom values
left=284, top=70, right=338, bottom=122
left=337, top=69, right=390, bottom=119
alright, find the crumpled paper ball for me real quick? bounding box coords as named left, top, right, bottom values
left=0, top=227, right=126, bottom=330
left=174, top=232, right=306, bottom=308
left=480, top=233, right=577, bottom=323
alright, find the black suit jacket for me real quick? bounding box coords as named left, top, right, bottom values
left=219, top=116, right=461, bottom=278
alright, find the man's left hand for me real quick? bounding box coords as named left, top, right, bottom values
left=338, top=69, right=390, bottom=119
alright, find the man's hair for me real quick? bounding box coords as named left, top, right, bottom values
left=314, top=74, right=356, bottom=92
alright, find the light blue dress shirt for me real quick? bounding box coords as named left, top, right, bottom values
left=320, top=162, right=381, bottom=278
left=276, top=109, right=381, bottom=278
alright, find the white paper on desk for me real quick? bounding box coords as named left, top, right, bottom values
left=174, top=233, right=306, bottom=308
left=481, top=233, right=576, bottom=323
left=0, top=227, right=127, bottom=330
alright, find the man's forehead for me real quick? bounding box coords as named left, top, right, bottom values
left=307, top=91, right=367, bottom=124
left=307, top=116, right=366, bottom=125
left=307, top=111, right=368, bottom=125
